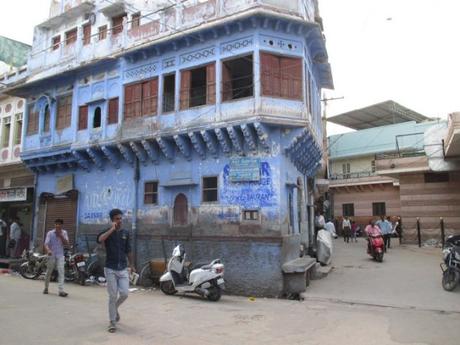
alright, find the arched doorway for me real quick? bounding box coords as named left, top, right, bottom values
left=173, top=193, right=188, bottom=226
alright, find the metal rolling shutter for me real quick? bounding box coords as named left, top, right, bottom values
left=44, top=192, right=78, bottom=247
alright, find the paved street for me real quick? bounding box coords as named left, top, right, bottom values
left=1, top=239, right=459, bottom=345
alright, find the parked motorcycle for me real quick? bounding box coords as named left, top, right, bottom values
left=367, top=233, right=385, bottom=262
left=19, top=250, right=56, bottom=280
left=67, top=251, right=89, bottom=286
left=19, top=247, right=89, bottom=285
left=159, top=244, right=225, bottom=301
left=440, top=235, right=460, bottom=291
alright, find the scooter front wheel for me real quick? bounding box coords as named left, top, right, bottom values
left=375, top=252, right=384, bottom=263
left=160, top=281, right=177, bottom=295
left=207, top=286, right=221, bottom=302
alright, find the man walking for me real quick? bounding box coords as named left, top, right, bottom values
left=43, top=219, right=69, bottom=297
left=342, top=216, right=351, bottom=243
left=376, top=215, right=392, bottom=252
left=97, top=209, right=135, bottom=333
left=9, top=217, right=22, bottom=258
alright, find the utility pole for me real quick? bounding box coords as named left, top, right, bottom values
left=320, top=93, right=344, bottom=220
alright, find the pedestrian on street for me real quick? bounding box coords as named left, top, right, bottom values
left=394, top=216, right=403, bottom=244
left=0, top=214, right=7, bottom=257
left=342, top=216, right=351, bottom=243
left=97, top=208, right=135, bottom=333
left=325, top=219, right=338, bottom=239
left=376, top=215, right=392, bottom=252
left=43, top=219, right=69, bottom=297
left=351, top=220, right=358, bottom=242
left=9, top=217, right=22, bottom=258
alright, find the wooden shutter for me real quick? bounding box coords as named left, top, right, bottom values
left=222, top=62, right=232, bottom=101
left=78, top=105, right=88, bottom=130
left=83, top=24, right=91, bottom=45
left=180, top=70, right=191, bottom=110
left=124, top=83, right=142, bottom=119
left=142, top=78, right=158, bottom=116
left=124, top=84, right=133, bottom=119
left=27, top=107, right=38, bottom=135
left=281, top=57, right=302, bottom=99
left=56, top=95, right=72, bottom=130
left=112, top=15, right=125, bottom=35
left=133, top=83, right=142, bottom=118
left=108, top=98, right=119, bottom=124
left=65, top=28, right=77, bottom=45
left=206, top=63, right=216, bottom=104
left=260, top=52, right=281, bottom=97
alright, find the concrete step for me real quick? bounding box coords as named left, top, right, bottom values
left=311, top=263, right=333, bottom=280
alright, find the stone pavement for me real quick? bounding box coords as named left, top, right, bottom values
left=306, top=237, right=460, bottom=313
left=0, top=239, right=459, bottom=345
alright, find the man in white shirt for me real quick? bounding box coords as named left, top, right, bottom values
left=325, top=220, right=338, bottom=239
left=9, top=217, right=21, bottom=258
left=342, top=216, right=352, bottom=243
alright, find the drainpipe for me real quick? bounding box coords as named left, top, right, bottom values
left=132, top=157, right=140, bottom=268
left=30, top=172, right=39, bottom=250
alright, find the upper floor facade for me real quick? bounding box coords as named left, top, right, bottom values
left=9, top=1, right=332, bottom=169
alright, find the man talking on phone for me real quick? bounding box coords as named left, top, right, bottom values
left=97, top=208, right=135, bottom=333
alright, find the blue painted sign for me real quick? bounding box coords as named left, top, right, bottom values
left=222, top=162, right=277, bottom=208
left=229, top=157, right=260, bottom=182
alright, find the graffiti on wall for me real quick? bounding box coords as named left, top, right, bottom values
left=221, top=162, right=277, bottom=208
left=81, top=185, right=133, bottom=223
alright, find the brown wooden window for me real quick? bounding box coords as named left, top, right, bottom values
left=52, top=36, right=61, bottom=51
left=43, top=105, right=51, bottom=132
left=131, top=13, right=141, bottom=28
left=56, top=95, right=72, bottom=130
left=163, top=74, right=175, bottom=113
left=424, top=172, right=449, bottom=183
left=78, top=105, right=88, bottom=130
left=93, top=107, right=102, bottom=128
left=144, top=181, right=158, bottom=204
left=2, top=120, right=10, bottom=148
left=83, top=24, right=91, bottom=45
left=123, top=79, right=158, bottom=120
left=112, top=14, right=126, bottom=35
left=202, top=176, right=218, bottom=202
left=108, top=98, right=119, bottom=124
left=222, top=55, right=253, bottom=101
left=27, top=105, right=39, bottom=135
left=261, top=52, right=302, bottom=100
left=65, top=28, right=77, bottom=46
left=372, top=202, right=386, bottom=217
left=15, top=119, right=22, bottom=145
left=342, top=203, right=354, bottom=217
left=98, top=25, right=107, bottom=40
left=180, top=63, right=215, bottom=110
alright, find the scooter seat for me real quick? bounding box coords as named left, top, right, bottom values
left=199, top=264, right=213, bottom=270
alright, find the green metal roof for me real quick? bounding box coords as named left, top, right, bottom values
left=0, top=36, right=31, bottom=67
left=328, top=120, right=444, bottom=160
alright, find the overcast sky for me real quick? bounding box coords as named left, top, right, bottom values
left=1, top=0, right=459, bottom=135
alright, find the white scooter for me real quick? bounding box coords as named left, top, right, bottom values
left=159, top=244, right=225, bottom=301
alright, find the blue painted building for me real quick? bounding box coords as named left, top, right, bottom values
left=8, top=0, right=332, bottom=296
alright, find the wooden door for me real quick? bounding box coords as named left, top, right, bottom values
left=173, top=193, right=188, bottom=226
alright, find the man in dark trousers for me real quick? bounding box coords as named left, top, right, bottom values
left=97, top=209, right=135, bottom=333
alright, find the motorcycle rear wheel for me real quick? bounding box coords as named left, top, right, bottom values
left=442, top=269, right=458, bottom=291
left=19, top=262, right=40, bottom=280
left=160, top=281, right=177, bottom=295
left=207, top=286, right=222, bottom=302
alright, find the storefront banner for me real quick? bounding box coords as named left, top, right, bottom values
left=0, top=188, right=27, bottom=202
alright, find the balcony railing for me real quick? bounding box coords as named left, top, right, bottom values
left=329, top=171, right=376, bottom=180
left=28, top=0, right=316, bottom=74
